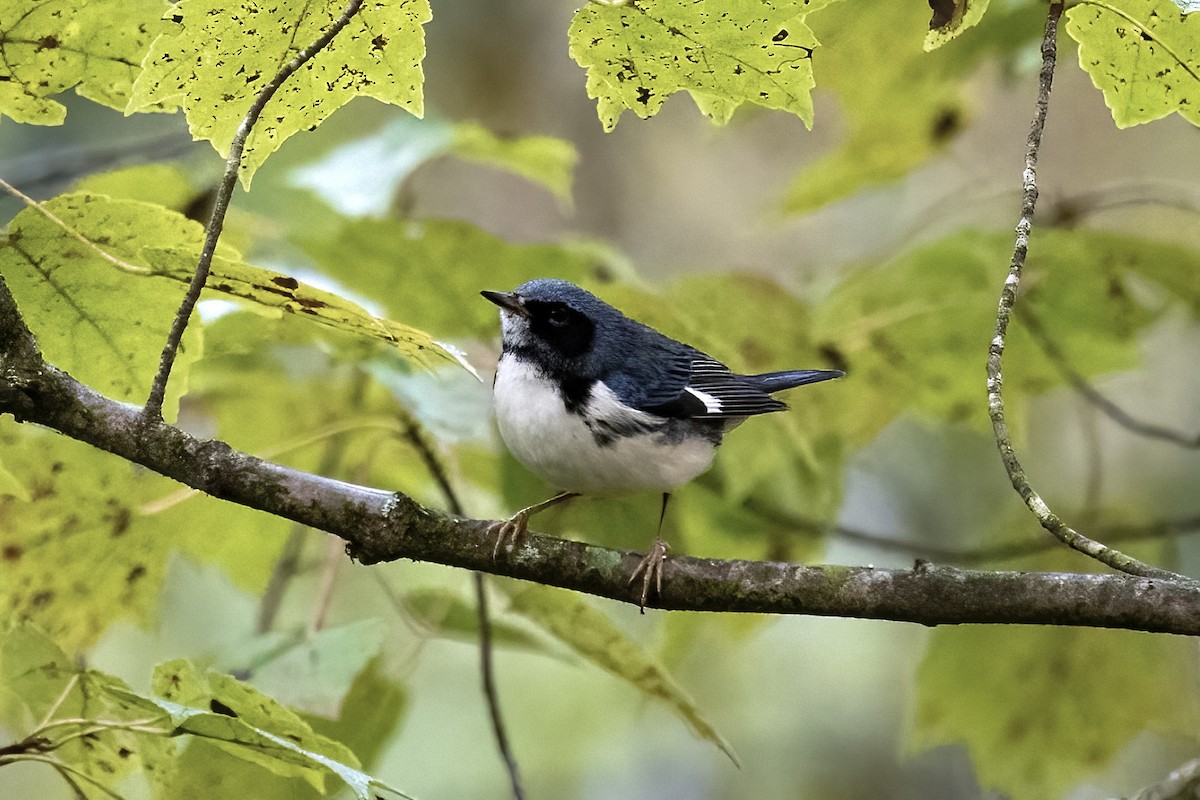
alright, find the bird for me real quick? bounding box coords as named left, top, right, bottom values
left=481, top=278, right=844, bottom=607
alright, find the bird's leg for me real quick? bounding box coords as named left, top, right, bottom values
left=629, top=493, right=671, bottom=610
left=490, top=491, right=579, bottom=558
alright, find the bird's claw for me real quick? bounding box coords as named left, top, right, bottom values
left=489, top=510, right=530, bottom=559
left=629, top=538, right=668, bottom=611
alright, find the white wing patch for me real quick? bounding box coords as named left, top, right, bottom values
left=684, top=386, right=722, bottom=414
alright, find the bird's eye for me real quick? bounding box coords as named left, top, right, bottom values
left=546, top=306, right=571, bottom=327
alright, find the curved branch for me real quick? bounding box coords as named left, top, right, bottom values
left=143, top=0, right=366, bottom=420
left=985, top=1, right=1195, bottom=586
left=2, top=273, right=1198, bottom=635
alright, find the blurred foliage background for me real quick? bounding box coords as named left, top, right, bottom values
left=3, top=0, right=1200, bottom=798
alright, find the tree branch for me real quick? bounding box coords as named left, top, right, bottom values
left=142, top=0, right=366, bottom=420
left=2, top=273, right=1198, bottom=635
left=984, top=0, right=1195, bottom=586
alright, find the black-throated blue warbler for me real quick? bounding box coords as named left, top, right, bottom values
left=482, top=278, right=843, bottom=607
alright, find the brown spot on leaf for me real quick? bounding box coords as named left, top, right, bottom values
left=271, top=275, right=300, bottom=291
left=371, top=34, right=387, bottom=50
left=110, top=506, right=131, bottom=537
left=772, top=29, right=788, bottom=42
left=127, top=565, right=146, bottom=583
left=36, top=35, right=60, bottom=51
left=32, top=590, right=54, bottom=607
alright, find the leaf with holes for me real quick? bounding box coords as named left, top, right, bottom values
left=569, top=0, right=831, bottom=130
left=133, top=660, right=413, bottom=799
left=0, top=0, right=170, bottom=124
left=129, top=0, right=431, bottom=184
left=1066, top=0, right=1200, bottom=127
left=0, top=623, right=176, bottom=793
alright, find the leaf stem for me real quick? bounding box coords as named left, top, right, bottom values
left=986, top=0, right=1194, bottom=585
left=142, top=0, right=366, bottom=420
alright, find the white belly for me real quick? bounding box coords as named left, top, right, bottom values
left=492, top=356, right=717, bottom=495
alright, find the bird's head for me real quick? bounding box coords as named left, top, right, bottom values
left=482, top=279, right=622, bottom=369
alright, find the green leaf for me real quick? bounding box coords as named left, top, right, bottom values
left=1, top=417, right=284, bottom=652
left=0, top=457, right=31, bottom=501
left=0, top=621, right=77, bottom=727
left=303, top=657, right=407, bottom=770
left=74, top=163, right=204, bottom=213
left=910, top=626, right=1199, bottom=800
left=1066, top=0, right=1200, bottom=128
left=569, top=0, right=830, bottom=130
left=289, top=116, right=576, bottom=215
left=503, top=583, right=739, bottom=765
left=400, top=586, right=553, bottom=653
left=450, top=121, right=578, bottom=205
left=2, top=192, right=469, bottom=386
left=0, top=623, right=176, bottom=795
left=0, top=0, right=170, bottom=124
left=925, top=0, right=991, bottom=50
left=0, top=192, right=204, bottom=416
left=129, top=0, right=431, bottom=184
left=145, top=244, right=473, bottom=375
left=0, top=423, right=178, bottom=651
left=298, top=218, right=603, bottom=340
left=812, top=229, right=1167, bottom=443
left=785, top=0, right=1031, bottom=213
left=118, top=659, right=414, bottom=799
left=234, top=620, right=386, bottom=719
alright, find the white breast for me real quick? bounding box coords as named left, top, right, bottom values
left=492, top=355, right=717, bottom=495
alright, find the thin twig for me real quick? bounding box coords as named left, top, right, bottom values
left=472, top=572, right=524, bottom=800
left=1022, top=309, right=1200, bottom=448
left=398, top=411, right=525, bottom=800
left=985, top=1, right=1192, bottom=584
left=142, top=0, right=366, bottom=420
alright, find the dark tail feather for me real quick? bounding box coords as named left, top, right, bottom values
left=743, top=369, right=845, bottom=393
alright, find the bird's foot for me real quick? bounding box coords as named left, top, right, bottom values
left=488, top=492, right=580, bottom=559
left=488, top=510, right=530, bottom=559
left=629, top=537, right=668, bottom=611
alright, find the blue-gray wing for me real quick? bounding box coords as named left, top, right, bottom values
left=636, top=355, right=845, bottom=420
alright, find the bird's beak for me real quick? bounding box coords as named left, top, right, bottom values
left=480, top=290, right=529, bottom=317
